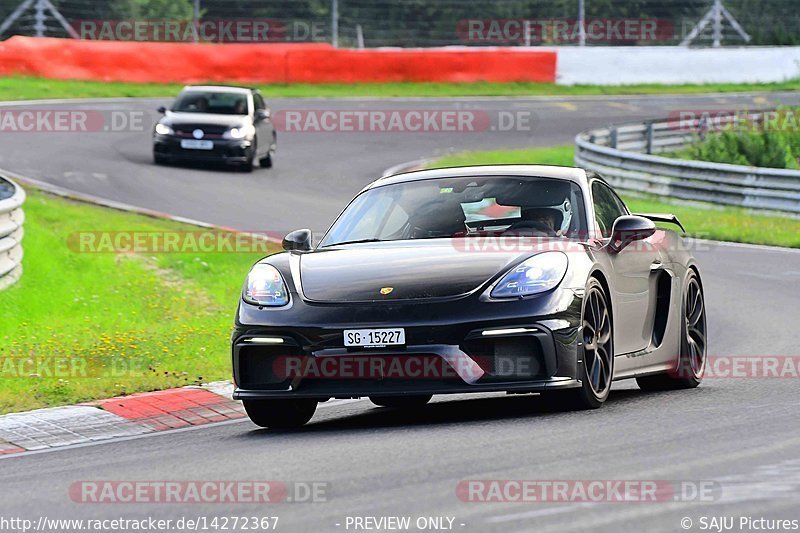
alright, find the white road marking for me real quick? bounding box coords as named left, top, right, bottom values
left=486, top=503, right=594, bottom=523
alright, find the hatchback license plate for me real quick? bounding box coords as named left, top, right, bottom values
left=344, top=328, right=405, bottom=347
left=180, top=139, right=214, bottom=150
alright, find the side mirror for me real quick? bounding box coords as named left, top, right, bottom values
left=609, top=215, right=656, bottom=253
left=157, top=106, right=167, bottom=114
left=282, top=229, right=312, bottom=252
left=255, top=109, right=270, bottom=122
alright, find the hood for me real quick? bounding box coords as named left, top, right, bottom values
left=160, top=112, right=248, bottom=128
left=298, top=240, right=537, bottom=302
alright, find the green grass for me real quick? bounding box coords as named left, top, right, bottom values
left=0, top=189, right=275, bottom=414
left=430, top=145, right=800, bottom=248
left=2, top=76, right=800, bottom=101
left=433, top=145, right=576, bottom=168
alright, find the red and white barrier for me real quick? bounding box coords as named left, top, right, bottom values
left=1, top=36, right=798, bottom=86
left=0, top=36, right=557, bottom=84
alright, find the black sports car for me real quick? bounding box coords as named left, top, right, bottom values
left=153, top=85, right=276, bottom=171
left=232, top=165, right=707, bottom=428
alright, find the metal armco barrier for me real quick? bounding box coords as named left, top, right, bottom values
left=574, top=112, right=800, bottom=214
left=0, top=176, right=24, bottom=291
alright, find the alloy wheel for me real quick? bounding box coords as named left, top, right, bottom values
left=583, top=286, right=613, bottom=397
left=684, top=276, right=707, bottom=378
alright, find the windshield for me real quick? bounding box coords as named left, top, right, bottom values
left=171, top=90, right=249, bottom=115
left=321, top=176, right=587, bottom=247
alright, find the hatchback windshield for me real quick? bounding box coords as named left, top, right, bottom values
left=171, top=90, right=249, bottom=115
left=321, top=176, right=587, bottom=247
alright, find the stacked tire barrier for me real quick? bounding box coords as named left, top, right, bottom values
left=574, top=113, right=800, bottom=214
left=0, top=176, right=24, bottom=291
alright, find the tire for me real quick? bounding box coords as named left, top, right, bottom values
left=637, top=269, right=707, bottom=391
left=545, top=277, right=614, bottom=410
left=240, top=138, right=255, bottom=172
left=243, top=399, right=317, bottom=429
left=259, top=132, right=276, bottom=168
left=153, top=153, right=168, bottom=165
left=369, top=395, right=432, bottom=409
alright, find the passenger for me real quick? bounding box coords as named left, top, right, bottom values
left=194, top=96, right=209, bottom=112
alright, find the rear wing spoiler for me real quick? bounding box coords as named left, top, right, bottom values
left=634, top=213, right=686, bottom=233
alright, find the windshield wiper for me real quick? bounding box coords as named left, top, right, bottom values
left=329, top=238, right=386, bottom=246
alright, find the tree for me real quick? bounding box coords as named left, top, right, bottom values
left=111, top=0, right=195, bottom=20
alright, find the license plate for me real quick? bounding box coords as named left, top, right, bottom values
left=344, top=328, right=405, bottom=347
left=180, top=139, right=214, bottom=150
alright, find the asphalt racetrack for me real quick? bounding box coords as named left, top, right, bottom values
left=1, top=92, right=800, bottom=532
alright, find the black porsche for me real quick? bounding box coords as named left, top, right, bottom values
left=232, top=165, right=707, bottom=428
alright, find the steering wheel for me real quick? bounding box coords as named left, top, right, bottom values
left=502, top=220, right=557, bottom=237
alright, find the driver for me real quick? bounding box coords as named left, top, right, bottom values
left=507, top=207, right=563, bottom=236
left=526, top=208, right=557, bottom=231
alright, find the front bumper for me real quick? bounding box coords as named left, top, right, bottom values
left=231, top=291, right=583, bottom=400
left=153, top=135, right=253, bottom=164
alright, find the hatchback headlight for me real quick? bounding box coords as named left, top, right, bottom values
left=155, top=123, right=173, bottom=135
left=491, top=252, right=568, bottom=298
left=243, top=264, right=289, bottom=306
left=224, top=126, right=251, bottom=140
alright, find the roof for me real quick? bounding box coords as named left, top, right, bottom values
left=181, top=85, right=253, bottom=94
left=367, top=165, right=589, bottom=191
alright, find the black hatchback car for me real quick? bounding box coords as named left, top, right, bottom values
left=153, top=85, right=276, bottom=171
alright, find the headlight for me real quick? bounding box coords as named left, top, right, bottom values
left=224, top=126, right=250, bottom=140
left=154, top=123, right=173, bottom=135
left=243, top=263, right=289, bottom=307
left=491, top=252, right=568, bottom=298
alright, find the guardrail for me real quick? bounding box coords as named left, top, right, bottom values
left=574, top=113, right=800, bottom=214
left=0, top=176, right=25, bottom=291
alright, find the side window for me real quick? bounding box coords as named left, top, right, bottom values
left=591, top=182, right=627, bottom=238
left=253, top=93, right=266, bottom=111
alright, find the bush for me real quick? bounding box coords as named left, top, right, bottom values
left=682, top=108, right=800, bottom=169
